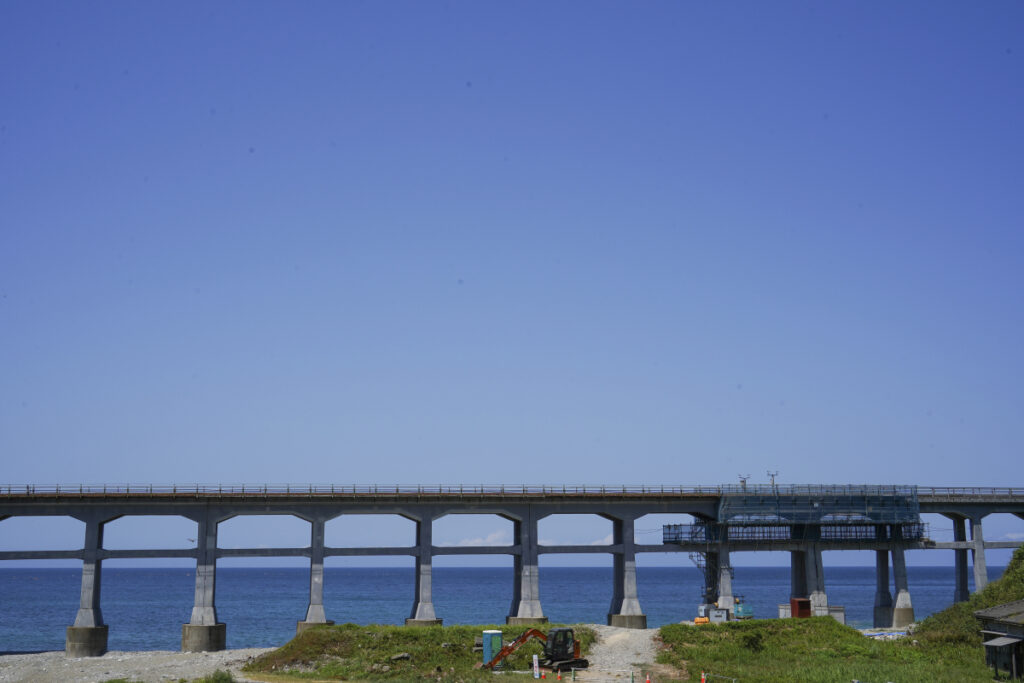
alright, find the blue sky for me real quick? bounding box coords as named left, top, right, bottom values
left=2, top=1, right=1023, bottom=566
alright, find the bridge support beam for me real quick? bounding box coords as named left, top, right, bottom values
left=407, top=515, right=441, bottom=626
left=607, top=515, right=646, bottom=628
left=873, top=549, right=893, bottom=628
left=298, top=517, right=335, bottom=634
left=951, top=516, right=970, bottom=603
left=508, top=508, right=546, bottom=625
left=182, top=514, right=226, bottom=652
left=971, top=516, right=988, bottom=593
left=66, top=516, right=108, bottom=657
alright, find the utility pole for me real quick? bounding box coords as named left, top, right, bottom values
left=767, top=471, right=779, bottom=489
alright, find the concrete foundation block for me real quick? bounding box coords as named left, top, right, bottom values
left=66, top=625, right=108, bottom=657
left=181, top=623, right=226, bottom=652
left=892, top=607, right=915, bottom=629
left=404, top=618, right=443, bottom=626
left=507, top=616, right=549, bottom=626
left=608, top=614, right=648, bottom=629
left=296, top=620, right=335, bottom=636
left=873, top=606, right=894, bottom=629
left=827, top=606, right=846, bottom=625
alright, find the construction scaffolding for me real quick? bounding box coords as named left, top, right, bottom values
left=663, top=485, right=928, bottom=612
left=717, top=484, right=920, bottom=525
left=664, top=520, right=928, bottom=544
left=664, top=485, right=925, bottom=546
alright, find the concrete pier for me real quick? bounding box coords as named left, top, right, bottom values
left=891, top=545, right=914, bottom=628
left=715, top=548, right=734, bottom=616
left=182, top=514, right=226, bottom=652
left=805, top=545, right=828, bottom=616
left=297, top=517, right=335, bottom=634
left=66, top=517, right=108, bottom=657
left=788, top=545, right=828, bottom=616
left=790, top=549, right=807, bottom=601
left=873, top=549, right=893, bottom=628
left=951, top=516, right=970, bottom=603
left=406, top=515, right=442, bottom=626
left=607, top=515, right=647, bottom=628
left=971, top=515, right=988, bottom=593
left=508, top=508, right=546, bottom=625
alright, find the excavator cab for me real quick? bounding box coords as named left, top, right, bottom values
left=545, top=628, right=576, bottom=662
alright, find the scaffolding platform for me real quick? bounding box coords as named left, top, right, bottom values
left=663, top=485, right=926, bottom=547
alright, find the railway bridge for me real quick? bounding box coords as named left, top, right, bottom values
left=1, top=484, right=1022, bottom=656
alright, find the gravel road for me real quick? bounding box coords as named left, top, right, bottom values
left=575, top=624, right=661, bottom=681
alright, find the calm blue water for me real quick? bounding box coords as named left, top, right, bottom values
left=0, top=565, right=1004, bottom=652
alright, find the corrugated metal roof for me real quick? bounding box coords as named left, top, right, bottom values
left=975, top=599, right=1024, bottom=624
left=984, top=636, right=1022, bottom=647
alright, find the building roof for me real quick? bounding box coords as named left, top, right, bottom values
left=984, top=636, right=1022, bottom=647
left=975, top=599, right=1024, bottom=625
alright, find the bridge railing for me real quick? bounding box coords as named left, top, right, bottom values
left=2, top=484, right=1023, bottom=498
left=0, top=484, right=725, bottom=497
left=917, top=486, right=1024, bottom=498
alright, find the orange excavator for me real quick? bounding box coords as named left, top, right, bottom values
left=476, top=627, right=589, bottom=672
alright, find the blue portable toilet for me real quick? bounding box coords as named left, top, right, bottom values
left=482, top=629, right=503, bottom=665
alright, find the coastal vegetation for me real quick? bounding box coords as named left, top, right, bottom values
left=656, top=545, right=1024, bottom=682
left=242, top=623, right=595, bottom=681
left=233, top=546, right=1024, bottom=681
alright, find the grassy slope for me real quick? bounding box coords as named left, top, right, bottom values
left=657, top=545, right=1024, bottom=683
left=915, top=544, right=1024, bottom=645
left=243, top=623, right=594, bottom=681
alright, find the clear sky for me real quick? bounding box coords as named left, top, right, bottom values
left=1, top=1, right=1022, bottom=566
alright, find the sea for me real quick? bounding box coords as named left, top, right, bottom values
left=0, top=565, right=1005, bottom=653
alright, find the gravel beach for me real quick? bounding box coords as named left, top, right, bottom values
left=0, top=648, right=272, bottom=683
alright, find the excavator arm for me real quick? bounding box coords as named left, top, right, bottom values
left=475, top=628, right=548, bottom=670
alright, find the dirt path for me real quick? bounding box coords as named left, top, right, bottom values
left=574, top=625, right=681, bottom=682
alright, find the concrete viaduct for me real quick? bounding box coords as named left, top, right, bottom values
left=1, top=484, right=1022, bottom=656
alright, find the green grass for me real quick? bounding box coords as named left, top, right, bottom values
left=656, top=545, right=1024, bottom=683
left=658, top=616, right=992, bottom=683
left=242, top=623, right=594, bottom=681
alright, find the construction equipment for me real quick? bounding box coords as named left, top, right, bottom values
left=475, top=627, right=588, bottom=672
left=733, top=595, right=754, bottom=620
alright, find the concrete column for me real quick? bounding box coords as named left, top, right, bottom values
left=716, top=547, right=734, bottom=616
left=970, top=516, right=988, bottom=593
left=407, top=515, right=441, bottom=625
left=891, top=545, right=914, bottom=628
left=873, top=549, right=893, bottom=628
left=789, top=549, right=807, bottom=600
left=508, top=507, right=546, bottom=625
left=805, top=545, right=828, bottom=616
left=297, top=517, right=334, bottom=635
left=182, top=514, right=226, bottom=652
left=607, top=516, right=646, bottom=628
left=66, top=517, right=108, bottom=657
left=952, top=517, right=969, bottom=603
